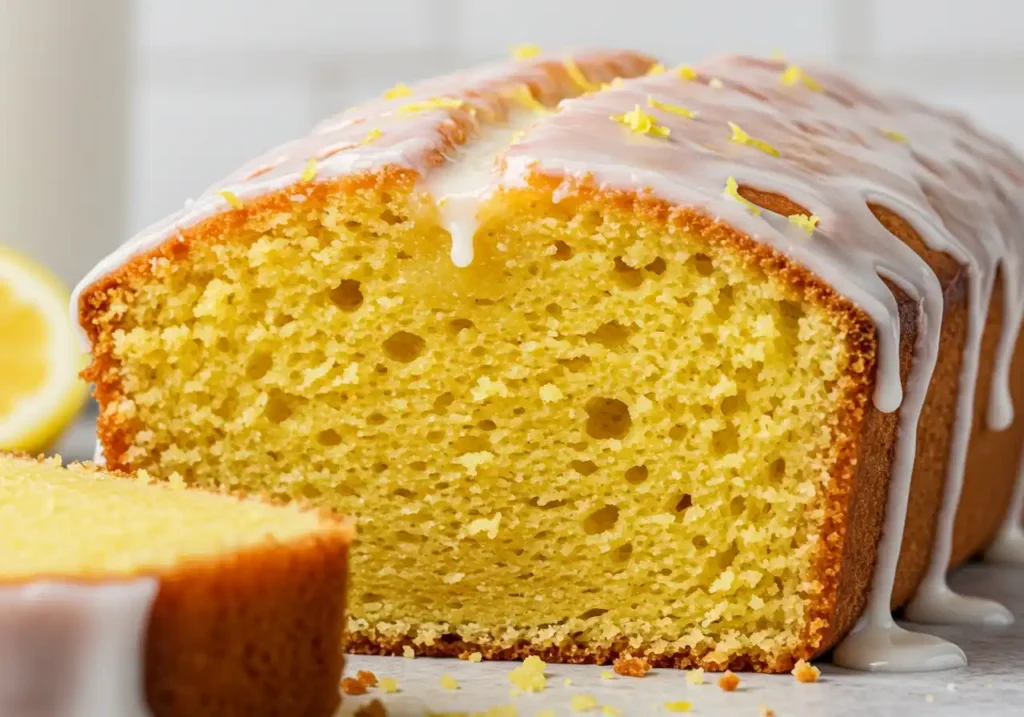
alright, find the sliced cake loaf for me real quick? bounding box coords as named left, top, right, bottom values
left=0, top=454, right=352, bottom=717
left=74, top=51, right=1024, bottom=672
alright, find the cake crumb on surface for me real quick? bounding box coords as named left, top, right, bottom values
left=378, top=676, right=398, bottom=693
left=509, top=655, right=547, bottom=693
left=340, top=677, right=367, bottom=695
left=685, top=668, right=705, bottom=685
left=600, top=669, right=614, bottom=680
left=664, top=701, right=693, bottom=713
left=791, top=659, right=820, bottom=683
left=467, top=651, right=483, bottom=662
left=536, top=710, right=556, bottom=717
left=602, top=706, right=623, bottom=716
left=402, top=645, right=415, bottom=659
left=440, top=673, right=459, bottom=690
left=759, top=706, right=775, bottom=717
left=718, top=671, right=740, bottom=691
left=570, top=694, right=599, bottom=712
left=613, top=654, right=651, bottom=677
left=483, top=706, right=518, bottom=717
left=563, top=678, right=572, bottom=687
left=356, top=669, right=378, bottom=687
left=355, top=699, right=388, bottom=717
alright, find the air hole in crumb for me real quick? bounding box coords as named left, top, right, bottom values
left=513, top=407, right=526, bottom=416
left=362, top=592, right=383, bottom=603
left=730, top=496, right=746, bottom=516
left=585, top=321, right=633, bottom=349
left=375, top=363, right=388, bottom=375
left=583, top=504, right=620, bottom=535
left=692, top=535, right=708, bottom=549
left=448, top=318, right=475, bottom=334
left=245, top=351, right=273, bottom=380
left=274, top=313, right=295, bottom=327
left=264, top=391, right=293, bottom=423
left=715, top=285, right=735, bottom=318
left=380, top=209, right=404, bottom=225
left=397, top=250, right=412, bottom=260
left=692, top=253, right=714, bottom=276
left=434, top=392, right=455, bottom=411
left=673, top=493, right=693, bottom=513
left=770, top=458, right=786, bottom=479
left=410, top=461, right=428, bottom=471
left=612, top=257, right=644, bottom=288
left=328, top=279, right=363, bottom=311
left=712, top=426, right=739, bottom=454
left=396, top=530, right=424, bottom=543
left=215, top=337, right=232, bottom=352
left=669, top=425, right=688, bottom=441
left=579, top=607, right=609, bottom=619
left=477, top=419, right=497, bottom=431
left=367, top=412, right=387, bottom=426
left=426, top=430, right=445, bottom=442
left=612, top=542, right=634, bottom=563
left=553, top=240, right=573, bottom=260
left=316, top=429, right=342, bottom=446
left=383, top=331, right=426, bottom=362
left=470, top=346, right=487, bottom=357
left=571, top=460, right=599, bottom=476
left=624, top=465, right=649, bottom=485
left=558, top=356, right=592, bottom=373
left=546, top=302, right=563, bottom=317
left=585, top=397, right=632, bottom=440
left=453, top=435, right=490, bottom=454
left=645, top=256, right=667, bottom=275
left=779, top=300, right=805, bottom=328
left=720, top=393, right=747, bottom=416
left=528, top=497, right=568, bottom=510
left=372, top=462, right=388, bottom=473
left=394, top=488, right=416, bottom=499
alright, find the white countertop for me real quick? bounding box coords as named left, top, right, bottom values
left=339, top=564, right=1024, bottom=716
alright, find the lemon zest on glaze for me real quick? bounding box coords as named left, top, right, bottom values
left=565, top=57, right=600, bottom=93
left=724, top=177, right=761, bottom=215
left=647, top=96, right=695, bottom=119
left=781, top=65, right=823, bottom=92
left=879, top=128, right=909, bottom=144
left=677, top=64, right=698, bottom=80
left=611, top=105, right=671, bottom=138
left=728, top=122, right=780, bottom=156
left=360, top=129, right=383, bottom=146
left=216, top=190, right=243, bottom=209
left=599, top=77, right=625, bottom=91
left=647, top=63, right=665, bottom=75
left=511, top=85, right=549, bottom=113
left=512, top=44, right=542, bottom=60
left=383, top=83, right=413, bottom=100
left=789, top=213, right=820, bottom=233
left=400, top=97, right=467, bottom=113
left=300, top=158, right=318, bottom=182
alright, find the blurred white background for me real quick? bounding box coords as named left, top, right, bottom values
left=4, top=0, right=1024, bottom=286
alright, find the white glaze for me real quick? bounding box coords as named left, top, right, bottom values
left=985, top=444, right=1024, bottom=564
left=71, top=52, right=1024, bottom=672
left=0, top=579, right=158, bottom=717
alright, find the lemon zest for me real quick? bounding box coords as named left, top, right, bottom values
left=880, top=128, right=909, bottom=144
left=565, top=57, right=600, bottom=93
left=599, top=77, right=624, bottom=91
left=570, top=694, right=599, bottom=712
left=400, top=97, right=466, bottom=113
left=300, top=158, right=318, bottom=182
left=728, top=122, right=780, bottom=156
left=611, top=105, right=671, bottom=138
left=789, top=213, right=820, bottom=233
left=383, top=83, right=413, bottom=100
left=511, top=85, right=549, bottom=113
left=512, top=44, right=542, bottom=60
left=724, top=177, right=761, bottom=215
left=647, top=63, right=665, bottom=75
left=677, top=64, right=698, bottom=80
left=647, top=96, right=695, bottom=119
left=781, top=65, right=823, bottom=92
left=216, top=190, right=243, bottom=209
left=360, top=129, right=383, bottom=146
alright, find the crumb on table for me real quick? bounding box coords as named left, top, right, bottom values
left=341, top=677, right=367, bottom=695
left=792, top=659, right=821, bottom=683
left=613, top=654, right=652, bottom=677
left=356, top=669, right=378, bottom=687
left=355, top=699, right=388, bottom=717
left=718, top=670, right=740, bottom=692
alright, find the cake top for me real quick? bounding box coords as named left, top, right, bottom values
left=0, top=454, right=352, bottom=581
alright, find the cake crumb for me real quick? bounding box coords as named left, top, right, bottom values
left=791, top=659, right=820, bottom=683
left=402, top=645, right=415, bottom=659
left=600, top=669, right=614, bottom=680
left=484, top=706, right=518, bottom=717
left=925, top=694, right=935, bottom=703
left=718, top=671, right=740, bottom=692
left=355, top=699, right=388, bottom=717
left=613, top=654, right=651, bottom=677
left=946, top=682, right=957, bottom=692
left=356, top=670, right=378, bottom=687
left=509, top=655, right=547, bottom=693
left=664, top=701, right=693, bottom=713
left=536, top=710, right=556, bottom=717
left=570, top=694, right=598, bottom=712
left=685, top=668, right=705, bottom=685
left=340, top=677, right=367, bottom=695
left=564, top=678, right=573, bottom=687
left=759, top=706, right=775, bottom=717
left=440, top=674, right=459, bottom=690
left=602, top=706, right=623, bottom=717
left=467, top=651, right=483, bottom=662
left=379, top=677, right=399, bottom=693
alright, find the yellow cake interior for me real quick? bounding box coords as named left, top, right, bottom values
left=0, top=454, right=333, bottom=580
left=92, top=182, right=859, bottom=664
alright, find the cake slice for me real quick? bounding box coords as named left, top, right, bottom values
left=0, top=454, right=353, bottom=717
left=74, top=51, right=1024, bottom=672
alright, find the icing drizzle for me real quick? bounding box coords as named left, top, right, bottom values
left=71, top=52, right=1024, bottom=672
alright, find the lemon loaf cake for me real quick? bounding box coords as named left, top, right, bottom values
left=74, top=51, right=1024, bottom=673
left=0, top=453, right=353, bottom=717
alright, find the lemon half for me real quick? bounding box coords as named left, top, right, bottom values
left=0, top=245, right=88, bottom=452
